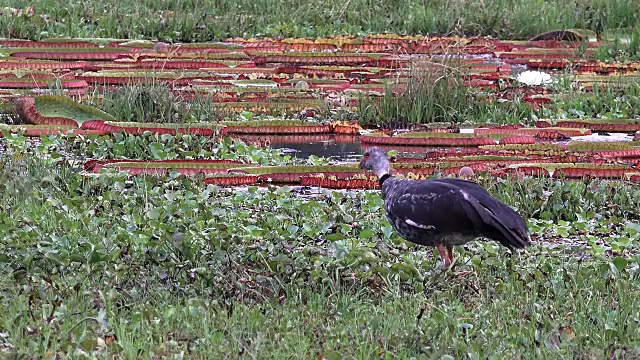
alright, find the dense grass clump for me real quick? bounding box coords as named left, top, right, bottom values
left=356, top=59, right=536, bottom=127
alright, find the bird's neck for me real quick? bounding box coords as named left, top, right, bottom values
left=374, top=167, right=389, bottom=178
left=378, top=173, right=391, bottom=187
left=373, top=158, right=390, bottom=179
left=375, top=158, right=392, bottom=187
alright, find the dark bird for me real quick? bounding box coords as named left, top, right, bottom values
left=359, top=147, right=530, bottom=270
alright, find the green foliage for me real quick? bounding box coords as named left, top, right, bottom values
left=356, top=59, right=537, bottom=127
left=89, top=82, right=220, bottom=124
left=2, top=131, right=640, bottom=357
left=357, top=70, right=640, bottom=127
left=595, top=27, right=640, bottom=61
left=0, top=147, right=639, bottom=356
left=479, top=174, right=640, bottom=222
left=544, top=82, right=640, bottom=119
left=357, top=62, right=470, bottom=126
left=58, top=132, right=294, bottom=165
left=1, top=0, right=640, bottom=41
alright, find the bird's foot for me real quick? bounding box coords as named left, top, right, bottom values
left=450, top=269, right=475, bottom=277
left=442, top=259, right=475, bottom=277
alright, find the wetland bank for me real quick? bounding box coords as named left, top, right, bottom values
left=1, top=0, right=640, bottom=358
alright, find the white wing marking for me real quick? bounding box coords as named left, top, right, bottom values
left=406, top=219, right=436, bottom=230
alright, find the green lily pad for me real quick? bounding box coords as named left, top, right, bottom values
left=230, top=165, right=359, bottom=175
left=103, top=121, right=225, bottom=130
left=102, top=161, right=252, bottom=170
left=222, top=120, right=323, bottom=127
left=567, top=141, right=636, bottom=151
left=230, top=79, right=279, bottom=88
left=35, top=96, right=115, bottom=124
left=17, top=95, right=115, bottom=127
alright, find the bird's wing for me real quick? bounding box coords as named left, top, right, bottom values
left=386, top=180, right=482, bottom=233
left=431, top=178, right=529, bottom=238
left=385, top=179, right=530, bottom=248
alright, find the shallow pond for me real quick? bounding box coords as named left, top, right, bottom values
left=271, top=135, right=362, bottom=162
left=269, top=129, right=635, bottom=161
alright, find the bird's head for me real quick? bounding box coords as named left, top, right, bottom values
left=359, top=146, right=390, bottom=178
left=458, top=166, right=475, bottom=180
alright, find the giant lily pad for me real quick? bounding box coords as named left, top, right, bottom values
left=16, top=95, right=115, bottom=127
left=361, top=132, right=496, bottom=147
left=85, top=159, right=251, bottom=175
left=0, top=123, right=107, bottom=136
left=566, top=141, right=636, bottom=151
left=556, top=119, right=640, bottom=133
left=81, top=120, right=227, bottom=136
left=223, top=120, right=332, bottom=134
left=228, top=164, right=361, bottom=183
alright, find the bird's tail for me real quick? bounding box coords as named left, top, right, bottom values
left=466, top=198, right=531, bottom=249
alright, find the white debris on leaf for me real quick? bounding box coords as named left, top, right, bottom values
left=516, top=70, right=553, bottom=86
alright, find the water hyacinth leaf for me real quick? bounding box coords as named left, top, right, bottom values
left=359, top=229, right=376, bottom=239
left=610, top=257, right=628, bottom=272
left=624, top=223, right=640, bottom=236
left=44, top=251, right=65, bottom=266
left=381, top=226, right=394, bottom=240
left=287, top=225, right=299, bottom=235
left=149, top=143, right=165, bottom=158
left=324, top=233, right=345, bottom=241
left=147, top=208, right=161, bottom=220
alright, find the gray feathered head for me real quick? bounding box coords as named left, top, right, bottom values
left=359, top=147, right=390, bottom=177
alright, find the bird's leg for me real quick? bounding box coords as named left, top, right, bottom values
left=436, top=244, right=451, bottom=270
left=446, top=245, right=454, bottom=265
left=447, top=245, right=474, bottom=276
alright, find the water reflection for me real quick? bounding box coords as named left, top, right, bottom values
left=274, top=140, right=362, bottom=162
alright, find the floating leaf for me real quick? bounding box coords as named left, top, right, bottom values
left=611, top=257, right=628, bottom=272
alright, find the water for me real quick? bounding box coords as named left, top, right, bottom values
left=258, top=135, right=363, bottom=162
left=251, top=129, right=636, bottom=162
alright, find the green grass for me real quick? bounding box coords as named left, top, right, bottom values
left=356, top=62, right=536, bottom=127
left=356, top=67, right=640, bottom=127
left=1, top=133, right=640, bottom=357
left=87, top=81, right=222, bottom=124
left=1, top=0, right=640, bottom=41
left=542, top=82, right=640, bottom=120
left=2, top=256, right=638, bottom=358
left=80, top=75, right=640, bottom=127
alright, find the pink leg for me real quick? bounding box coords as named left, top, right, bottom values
left=446, top=245, right=454, bottom=264
left=437, top=244, right=452, bottom=269
left=447, top=245, right=473, bottom=276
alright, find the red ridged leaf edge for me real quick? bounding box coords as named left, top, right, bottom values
left=360, top=135, right=496, bottom=147
left=225, top=125, right=332, bottom=134
left=204, top=175, right=259, bottom=186
left=556, top=121, right=640, bottom=133
left=16, top=97, right=78, bottom=127
left=555, top=167, right=631, bottom=179
left=499, top=136, right=536, bottom=145
left=81, top=120, right=226, bottom=136
left=300, top=176, right=378, bottom=189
